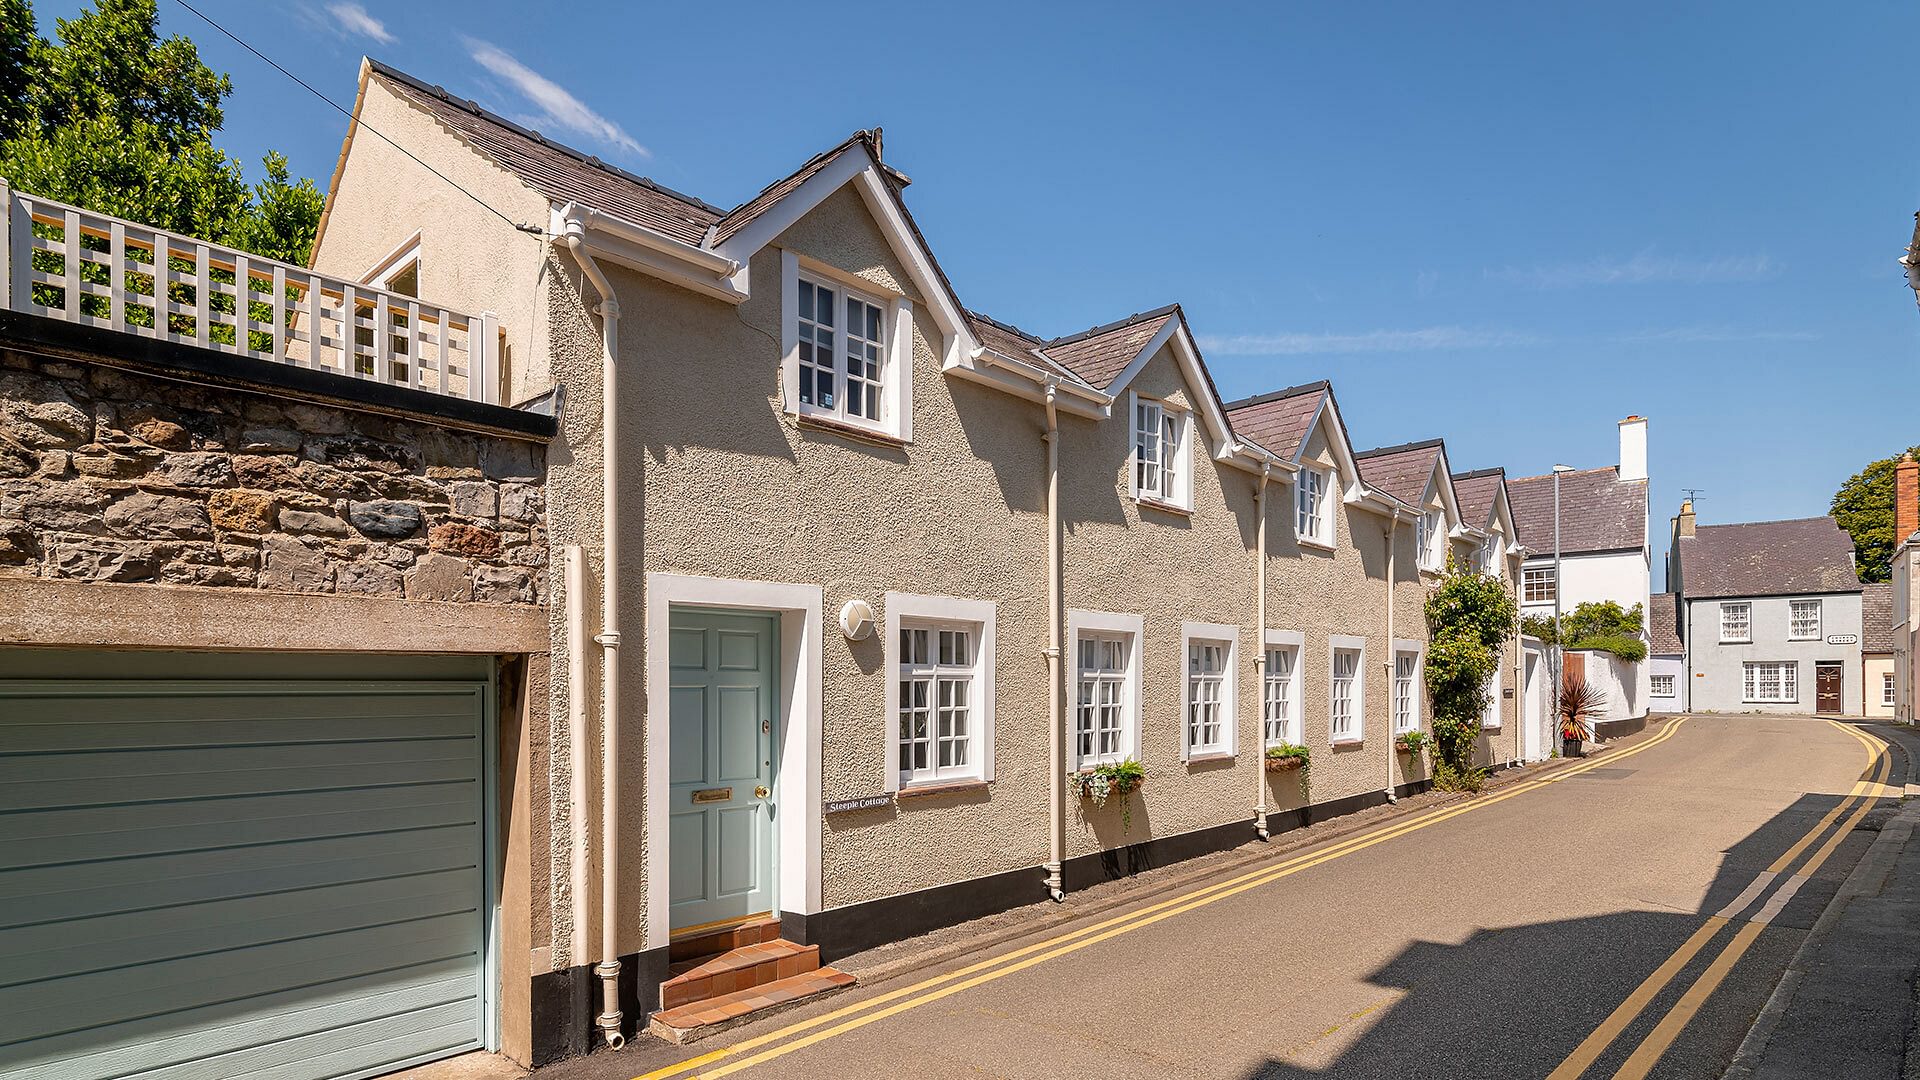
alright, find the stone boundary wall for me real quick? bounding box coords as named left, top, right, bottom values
left=0, top=350, right=548, bottom=604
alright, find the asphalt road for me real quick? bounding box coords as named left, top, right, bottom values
left=553, top=715, right=1899, bottom=1080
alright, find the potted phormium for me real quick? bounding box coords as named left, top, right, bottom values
left=1264, top=743, right=1310, bottom=773
left=1071, top=758, right=1145, bottom=830
left=1393, top=730, right=1428, bottom=756
left=1559, top=673, right=1605, bottom=758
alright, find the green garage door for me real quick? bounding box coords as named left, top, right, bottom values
left=0, top=660, right=490, bottom=1080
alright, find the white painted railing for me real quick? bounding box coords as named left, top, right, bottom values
left=0, top=181, right=501, bottom=404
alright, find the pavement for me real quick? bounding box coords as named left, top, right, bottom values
left=531, top=715, right=1902, bottom=1080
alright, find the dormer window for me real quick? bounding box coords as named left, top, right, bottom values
left=781, top=251, right=913, bottom=442
left=1130, top=394, right=1191, bottom=511
left=797, top=276, right=884, bottom=423
left=1297, top=466, right=1334, bottom=546
left=1418, top=511, right=1444, bottom=572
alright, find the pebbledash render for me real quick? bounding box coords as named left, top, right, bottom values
left=300, top=59, right=1540, bottom=1064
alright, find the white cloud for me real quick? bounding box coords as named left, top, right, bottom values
left=324, top=2, right=394, bottom=45
left=465, top=39, right=647, bottom=158
left=1198, top=326, right=1544, bottom=357
left=1613, top=326, right=1818, bottom=344
left=1487, top=250, right=1780, bottom=289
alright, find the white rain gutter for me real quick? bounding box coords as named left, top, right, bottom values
left=1042, top=380, right=1066, bottom=902
left=972, top=346, right=1111, bottom=411
left=565, top=546, right=593, bottom=976
left=1252, top=463, right=1272, bottom=840
left=563, top=221, right=627, bottom=1052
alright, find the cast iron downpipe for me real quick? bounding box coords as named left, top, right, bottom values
left=1383, top=514, right=1398, bottom=803
left=1043, top=381, right=1066, bottom=902
left=1252, top=465, right=1271, bottom=840
left=564, top=224, right=626, bottom=1051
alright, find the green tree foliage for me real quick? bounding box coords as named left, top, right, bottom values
left=0, top=0, right=322, bottom=263
left=1831, top=446, right=1920, bottom=585
left=1423, top=557, right=1519, bottom=790
left=1520, top=602, right=1648, bottom=662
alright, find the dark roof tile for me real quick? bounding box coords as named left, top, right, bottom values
left=1676, top=516, right=1863, bottom=599
left=1509, top=466, right=1647, bottom=554
left=1224, top=383, right=1326, bottom=462
left=1648, top=592, right=1683, bottom=655
left=1355, top=442, right=1441, bottom=507
left=1041, top=308, right=1177, bottom=390
left=1863, top=583, right=1895, bottom=653
left=1452, top=470, right=1505, bottom=533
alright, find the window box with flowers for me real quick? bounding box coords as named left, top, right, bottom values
left=1394, top=730, right=1429, bottom=756
left=1263, top=743, right=1310, bottom=772
left=1072, top=758, right=1145, bottom=830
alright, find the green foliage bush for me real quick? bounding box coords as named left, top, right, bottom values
left=1423, top=557, right=1518, bottom=791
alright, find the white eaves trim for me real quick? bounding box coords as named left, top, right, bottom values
left=552, top=202, right=745, bottom=304
left=1098, top=317, right=1241, bottom=472
left=1294, top=392, right=1368, bottom=507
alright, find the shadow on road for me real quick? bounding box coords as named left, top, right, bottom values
left=1240, top=781, right=1887, bottom=1080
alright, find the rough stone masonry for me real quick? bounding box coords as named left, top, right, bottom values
left=0, top=350, right=547, bottom=604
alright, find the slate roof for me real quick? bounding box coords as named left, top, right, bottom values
left=1862, top=583, right=1894, bottom=653
left=1509, top=466, right=1647, bottom=555
left=1648, top=592, right=1683, bottom=655
left=1676, top=517, right=1863, bottom=600
left=1042, top=307, right=1178, bottom=390
left=369, top=60, right=723, bottom=245
left=1452, top=468, right=1505, bottom=532
left=1223, top=382, right=1328, bottom=461
left=1354, top=441, right=1442, bottom=507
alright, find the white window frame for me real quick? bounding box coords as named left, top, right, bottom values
left=780, top=250, right=914, bottom=442
left=1297, top=466, right=1335, bottom=549
left=1885, top=672, right=1898, bottom=707
left=1476, top=537, right=1500, bottom=576
left=1329, top=634, right=1367, bottom=744
left=1262, top=630, right=1304, bottom=748
left=1720, top=602, right=1752, bottom=644
left=883, top=592, right=995, bottom=791
left=1743, top=660, right=1798, bottom=704
left=1418, top=512, right=1445, bottom=572
left=1392, top=639, right=1423, bottom=733
left=1651, top=673, right=1676, bottom=697
left=1788, top=599, right=1822, bottom=642
left=1129, top=392, right=1193, bottom=512
left=1180, top=622, right=1239, bottom=760
left=1067, top=610, right=1145, bottom=769
left=1522, top=566, right=1555, bottom=604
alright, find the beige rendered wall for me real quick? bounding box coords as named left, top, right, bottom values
left=1864, top=654, right=1895, bottom=717
left=308, top=74, right=555, bottom=406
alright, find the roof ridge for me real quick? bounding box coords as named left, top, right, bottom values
left=964, top=308, right=1046, bottom=345
left=1355, top=438, right=1444, bottom=460
left=367, top=58, right=728, bottom=217
left=1045, top=303, right=1181, bottom=349
left=1510, top=464, right=1622, bottom=483
left=1695, top=515, right=1841, bottom=530
left=1452, top=466, right=1506, bottom=480
left=1223, top=380, right=1330, bottom=411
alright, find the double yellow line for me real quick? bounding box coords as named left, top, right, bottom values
left=1548, top=719, right=1891, bottom=1080
left=637, top=718, right=1693, bottom=1080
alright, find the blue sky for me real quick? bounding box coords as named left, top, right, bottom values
left=38, top=1, right=1920, bottom=585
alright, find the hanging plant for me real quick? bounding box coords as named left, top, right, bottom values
left=1072, top=758, right=1145, bottom=831
left=1263, top=743, right=1310, bottom=772
left=1394, top=729, right=1429, bottom=755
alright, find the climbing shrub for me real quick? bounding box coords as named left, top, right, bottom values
left=1423, top=556, right=1519, bottom=791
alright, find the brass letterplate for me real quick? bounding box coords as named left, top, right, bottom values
left=691, top=787, right=732, bottom=804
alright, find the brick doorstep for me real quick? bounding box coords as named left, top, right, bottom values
left=647, top=968, right=857, bottom=1046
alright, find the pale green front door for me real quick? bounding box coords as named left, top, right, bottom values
left=668, top=610, right=777, bottom=931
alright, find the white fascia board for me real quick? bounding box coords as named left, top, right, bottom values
left=712, top=152, right=977, bottom=370
left=1430, top=449, right=1463, bottom=529
left=947, top=357, right=1108, bottom=419
left=1225, top=441, right=1299, bottom=478
left=554, top=202, right=746, bottom=303
left=1299, top=393, right=1364, bottom=501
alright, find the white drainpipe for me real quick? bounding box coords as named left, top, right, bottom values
left=1384, top=515, right=1398, bottom=803
left=1252, top=465, right=1271, bottom=840
left=565, top=546, right=593, bottom=974
left=564, top=225, right=626, bottom=1051
left=1042, top=381, right=1066, bottom=902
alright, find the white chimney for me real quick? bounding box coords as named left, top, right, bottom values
left=1619, top=415, right=1648, bottom=482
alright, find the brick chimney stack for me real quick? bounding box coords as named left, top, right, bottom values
left=1674, top=498, right=1695, bottom=539
left=1897, top=454, right=1919, bottom=550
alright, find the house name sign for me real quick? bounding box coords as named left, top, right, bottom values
left=1826, top=634, right=1858, bottom=645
